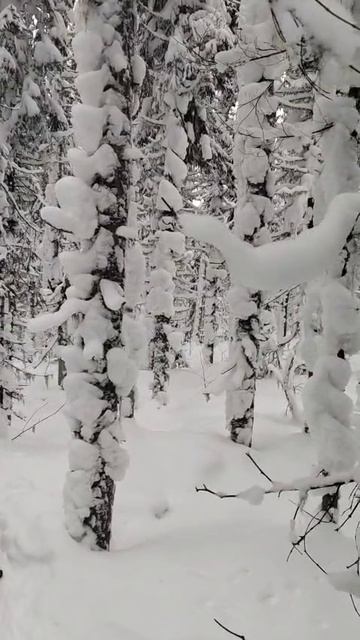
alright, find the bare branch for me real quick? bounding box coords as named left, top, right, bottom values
left=313, top=0, right=360, bottom=32
left=195, top=484, right=239, bottom=499
left=214, top=618, right=246, bottom=639
left=245, top=452, right=273, bottom=483
left=11, top=402, right=66, bottom=441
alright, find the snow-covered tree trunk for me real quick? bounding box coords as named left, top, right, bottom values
left=67, top=0, right=132, bottom=549
left=202, top=251, right=223, bottom=366
left=191, top=254, right=206, bottom=344
left=225, top=0, right=281, bottom=446
left=30, top=0, right=146, bottom=549
left=33, top=1, right=74, bottom=387
left=144, top=6, right=197, bottom=404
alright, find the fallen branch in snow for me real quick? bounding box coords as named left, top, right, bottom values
left=196, top=469, right=358, bottom=501
left=11, top=402, right=66, bottom=441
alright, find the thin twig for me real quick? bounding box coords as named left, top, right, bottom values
left=195, top=484, right=239, bottom=499
left=214, top=618, right=245, bottom=639
left=18, top=401, right=48, bottom=433
left=245, top=453, right=273, bottom=483
left=303, top=548, right=328, bottom=574
left=350, top=594, right=360, bottom=618
left=313, top=0, right=360, bottom=32
left=11, top=402, right=66, bottom=441
left=336, top=498, right=360, bottom=532
left=32, top=337, right=58, bottom=369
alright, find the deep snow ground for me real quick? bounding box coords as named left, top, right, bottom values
left=0, top=357, right=359, bottom=640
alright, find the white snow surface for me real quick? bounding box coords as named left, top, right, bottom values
left=180, top=193, right=360, bottom=291
left=1, top=355, right=360, bottom=639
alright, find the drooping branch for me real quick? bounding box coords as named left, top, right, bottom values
left=180, top=192, right=360, bottom=292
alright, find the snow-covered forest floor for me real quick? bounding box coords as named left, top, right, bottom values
left=1, top=352, right=360, bottom=640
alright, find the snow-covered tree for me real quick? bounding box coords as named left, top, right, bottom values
left=138, top=0, right=236, bottom=403
left=31, top=1, right=75, bottom=387
left=141, top=3, right=201, bottom=404
left=30, top=0, right=146, bottom=549
left=0, top=4, right=45, bottom=434
left=275, top=0, right=360, bottom=511
left=215, top=0, right=286, bottom=445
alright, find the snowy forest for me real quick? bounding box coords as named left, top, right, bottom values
left=2, top=0, right=360, bottom=638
